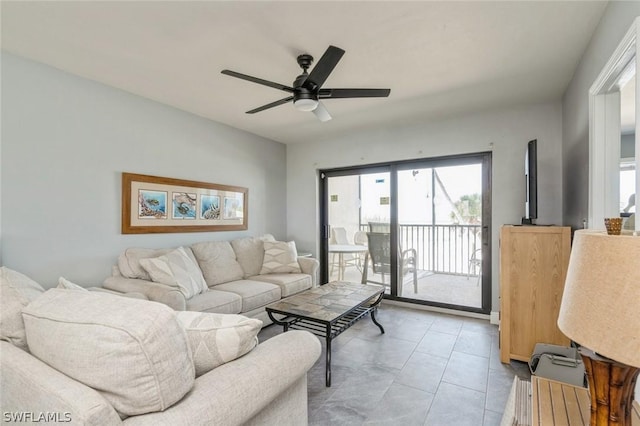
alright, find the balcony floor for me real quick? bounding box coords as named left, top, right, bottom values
left=330, top=266, right=482, bottom=309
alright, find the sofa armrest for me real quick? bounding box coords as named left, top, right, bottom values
left=297, top=257, right=319, bottom=286
left=88, top=287, right=149, bottom=300
left=0, top=342, right=122, bottom=425
left=124, top=330, right=321, bottom=426
left=102, top=276, right=187, bottom=310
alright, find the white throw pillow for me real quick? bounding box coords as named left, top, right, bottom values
left=191, top=240, right=245, bottom=286
left=260, top=241, right=302, bottom=274
left=139, top=246, right=208, bottom=298
left=56, top=277, right=89, bottom=291
left=117, top=247, right=172, bottom=280
left=176, top=311, right=262, bottom=377
left=22, top=289, right=195, bottom=417
left=0, top=267, right=45, bottom=351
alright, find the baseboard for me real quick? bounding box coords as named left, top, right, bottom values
left=383, top=299, right=490, bottom=321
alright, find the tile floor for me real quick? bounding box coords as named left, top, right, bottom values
left=258, top=303, right=531, bottom=426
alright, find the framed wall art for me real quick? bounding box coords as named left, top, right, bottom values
left=121, top=173, right=248, bottom=234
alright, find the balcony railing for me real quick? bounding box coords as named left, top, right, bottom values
left=359, top=223, right=482, bottom=275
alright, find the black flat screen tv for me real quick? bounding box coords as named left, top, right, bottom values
left=522, top=139, right=538, bottom=225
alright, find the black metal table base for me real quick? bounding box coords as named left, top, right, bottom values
left=267, top=293, right=385, bottom=387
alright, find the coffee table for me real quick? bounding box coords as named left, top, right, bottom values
left=265, top=281, right=385, bottom=387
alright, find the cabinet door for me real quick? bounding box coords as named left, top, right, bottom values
left=500, top=226, right=571, bottom=362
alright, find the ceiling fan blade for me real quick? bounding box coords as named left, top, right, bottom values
left=246, top=96, right=294, bottom=114
left=312, top=101, right=332, bottom=122
left=319, top=88, right=391, bottom=98
left=221, top=70, right=294, bottom=93
left=304, top=46, right=345, bottom=90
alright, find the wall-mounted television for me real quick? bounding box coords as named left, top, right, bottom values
left=522, top=139, right=538, bottom=225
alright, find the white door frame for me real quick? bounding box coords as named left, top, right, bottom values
left=589, top=17, right=639, bottom=232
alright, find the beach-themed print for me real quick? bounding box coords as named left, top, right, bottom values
left=172, top=192, right=197, bottom=219
left=138, top=190, right=167, bottom=219
left=201, top=194, right=220, bottom=220
left=224, top=195, right=244, bottom=220
left=123, top=173, right=247, bottom=234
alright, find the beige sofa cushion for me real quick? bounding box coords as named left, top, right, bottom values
left=139, top=247, right=208, bottom=299
left=231, top=234, right=277, bottom=278
left=22, top=289, right=195, bottom=417
left=260, top=241, right=302, bottom=274
left=231, top=237, right=266, bottom=278
left=176, top=311, right=262, bottom=377
left=215, top=280, right=281, bottom=312
left=191, top=241, right=244, bottom=286
left=0, top=267, right=45, bottom=351
left=251, top=273, right=312, bottom=297
left=186, top=289, right=243, bottom=314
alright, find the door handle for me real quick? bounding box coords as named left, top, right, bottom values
left=323, top=225, right=330, bottom=240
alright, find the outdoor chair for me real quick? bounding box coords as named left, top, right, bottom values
left=329, top=227, right=360, bottom=278
left=353, top=230, right=368, bottom=268
left=467, top=248, right=482, bottom=286
left=368, top=222, right=391, bottom=233
left=362, top=232, right=418, bottom=296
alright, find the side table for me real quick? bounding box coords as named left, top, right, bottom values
left=531, top=376, right=640, bottom=425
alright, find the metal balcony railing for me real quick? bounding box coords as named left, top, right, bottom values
left=359, top=223, right=482, bottom=275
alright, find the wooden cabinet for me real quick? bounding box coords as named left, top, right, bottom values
left=499, top=225, right=571, bottom=363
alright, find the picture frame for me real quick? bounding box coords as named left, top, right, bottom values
left=122, top=173, right=248, bottom=234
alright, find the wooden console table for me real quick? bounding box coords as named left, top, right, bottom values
left=532, top=376, right=640, bottom=425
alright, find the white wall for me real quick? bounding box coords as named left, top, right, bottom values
left=287, top=101, right=563, bottom=312
left=1, top=53, right=287, bottom=287
left=562, top=2, right=640, bottom=230
left=622, top=133, right=636, bottom=159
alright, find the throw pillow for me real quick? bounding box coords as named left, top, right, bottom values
left=22, top=289, right=195, bottom=417
left=191, top=240, right=245, bottom=286
left=139, top=246, right=208, bottom=298
left=175, top=311, right=262, bottom=377
left=0, top=267, right=45, bottom=351
left=231, top=237, right=266, bottom=278
left=117, top=247, right=172, bottom=280
left=260, top=241, right=302, bottom=274
left=56, top=277, right=89, bottom=291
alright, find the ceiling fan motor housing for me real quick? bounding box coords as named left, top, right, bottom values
left=296, top=54, right=314, bottom=71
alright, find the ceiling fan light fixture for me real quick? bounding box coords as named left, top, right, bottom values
left=293, top=98, right=318, bottom=112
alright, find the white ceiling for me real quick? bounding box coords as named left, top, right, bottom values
left=1, top=1, right=608, bottom=145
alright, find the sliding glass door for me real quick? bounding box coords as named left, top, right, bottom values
left=320, top=152, right=491, bottom=314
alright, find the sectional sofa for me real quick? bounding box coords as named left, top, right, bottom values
left=102, top=235, right=319, bottom=325
left=0, top=267, right=322, bottom=425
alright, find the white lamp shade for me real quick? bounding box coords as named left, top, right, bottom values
left=558, top=230, right=640, bottom=367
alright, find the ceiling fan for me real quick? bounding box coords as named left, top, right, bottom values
left=221, top=45, right=390, bottom=122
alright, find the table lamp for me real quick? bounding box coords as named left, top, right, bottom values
left=558, top=230, right=640, bottom=425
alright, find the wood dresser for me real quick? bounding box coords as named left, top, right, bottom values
left=499, top=225, right=572, bottom=363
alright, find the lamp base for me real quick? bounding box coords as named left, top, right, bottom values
left=580, top=348, right=639, bottom=426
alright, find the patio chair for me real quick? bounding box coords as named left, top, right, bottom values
left=368, top=222, right=391, bottom=233
left=467, top=248, right=482, bottom=286
left=362, top=232, right=418, bottom=296
left=354, top=230, right=368, bottom=268
left=330, top=227, right=359, bottom=278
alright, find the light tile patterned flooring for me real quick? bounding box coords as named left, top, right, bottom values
left=259, top=303, right=531, bottom=426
